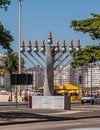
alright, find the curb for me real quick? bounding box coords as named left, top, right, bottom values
left=0, top=115, right=100, bottom=126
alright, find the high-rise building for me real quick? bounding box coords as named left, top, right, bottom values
left=54, top=63, right=100, bottom=89
left=25, top=66, right=44, bottom=91
left=54, top=65, right=70, bottom=85
left=70, top=64, right=100, bottom=88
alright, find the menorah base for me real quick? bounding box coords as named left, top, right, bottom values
left=29, top=95, right=71, bottom=110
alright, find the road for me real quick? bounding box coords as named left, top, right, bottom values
left=0, top=101, right=100, bottom=130
left=71, top=102, right=100, bottom=111
left=0, top=101, right=100, bottom=111
left=0, top=102, right=28, bottom=110
left=0, top=118, right=99, bottom=130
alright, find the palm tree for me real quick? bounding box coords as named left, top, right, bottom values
left=4, top=51, right=19, bottom=101
left=4, top=51, right=18, bottom=74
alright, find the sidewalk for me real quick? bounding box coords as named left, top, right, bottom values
left=0, top=108, right=100, bottom=126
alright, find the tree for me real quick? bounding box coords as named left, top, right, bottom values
left=0, top=0, right=13, bottom=51
left=0, top=0, right=11, bottom=9
left=0, top=50, right=19, bottom=98
left=70, top=45, right=100, bottom=68
left=4, top=50, right=19, bottom=101
left=70, top=13, right=100, bottom=68
left=4, top=51, right=19, bottom=74
left=0, top=24, right=13, bottom=50
left=70, top=13, right=100, bottom=40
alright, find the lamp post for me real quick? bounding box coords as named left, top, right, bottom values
left=90, top=61, right=93, bottom=105
left=18, top=0, right=22, bottom=95
left=18, top=0, right=22, bottom=74
left=90, top=55, right=95, bottom=105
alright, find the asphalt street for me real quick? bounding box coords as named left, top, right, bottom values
left=0, top=118, right=100, bottom=130
left=0, top=102, right=100, bottom=126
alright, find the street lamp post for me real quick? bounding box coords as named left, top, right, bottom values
left=90, top=55, right=95, bottom=105
left=18, top=0, right=22, bottom=74
left=18, top=0, right=22, bottom=95
left=90, top=61, right=93, bottom=105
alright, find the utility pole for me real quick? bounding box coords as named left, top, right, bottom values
left=18, top=0, right=22, bottom=95
left=18, top=0, right=22, bottom=74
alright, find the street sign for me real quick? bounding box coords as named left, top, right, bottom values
left=10, top=74, right=33, bottom=85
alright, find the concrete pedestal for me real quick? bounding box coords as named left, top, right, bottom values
left=29, top=95, right=71, bottom=110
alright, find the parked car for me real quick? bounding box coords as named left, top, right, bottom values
left=35, top=92, right=44, bottom=96
left=81, top=94, right=95, bottom=104
left=94, top=94, right=100, bottom=104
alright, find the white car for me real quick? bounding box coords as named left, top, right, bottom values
left=81, top=94, right=95, bottom=104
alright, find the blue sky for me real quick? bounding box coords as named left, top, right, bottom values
left=0, top=0, right=100, bottom=67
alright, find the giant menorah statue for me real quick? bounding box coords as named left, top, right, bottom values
left=20, top=32, right=81, bottom=96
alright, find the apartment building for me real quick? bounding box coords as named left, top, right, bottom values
left=54, top=63, right=100, bottom=89
left=70, top=64, right=100, bottom=88
left=25, top=66, right=44, bottom=91
left=54, top=66, right=70, bottom=85
left=0, top=54, right=7, bottom=88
